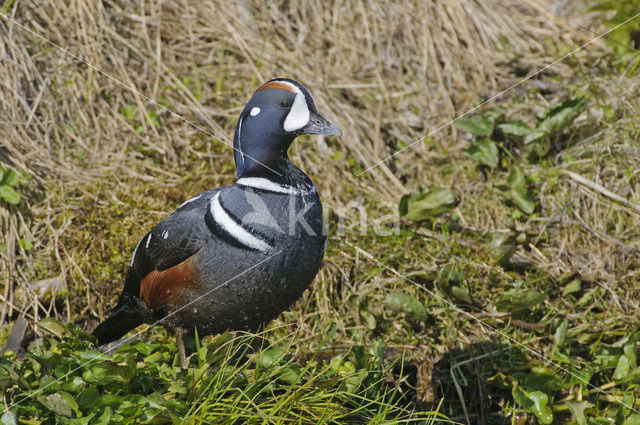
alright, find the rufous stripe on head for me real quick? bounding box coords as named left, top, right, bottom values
left=256, top=81, right=297, bottom=93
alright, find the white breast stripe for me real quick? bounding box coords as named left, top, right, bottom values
left=210, top=192, right=271, bottom=253
left=179, top=194, right=202, bottom=208
left=237, top=177, right=299, bottom=195
left=283, top=92, right=310, bottom=132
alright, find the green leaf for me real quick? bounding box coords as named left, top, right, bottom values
left=60, top=414, right=95, bottom=425
left=0, top=169, right=30, bottom=187
left=462, top=137, right=499, bottom=168
left=512, top=386, right=553, bottom=424
left=523, top=131, right=551, bottom=158
left=553, top=319, right=568, bottom=353
left=487, top=371, right=516, bottom=389
left=0, top=186, right=20, bottom=204
left=343, top=370, right=367, bottom=393
left=77, top=387, right=100, bottom=409
left=256, top=348, right=286, bottom=370
left=436, top=268, right=472, bottom=304
left=614, top=336, right=638, bottom=381
left=562, top=278, right=582, bottom=296
left=511, top=190, right=536, bottom=215
left=524, top=97, right=587, bottom=158
left=37, top=393, right=73, bottom=418
left=449, top=285, right=473, bottom=304
left=82, top=363, right=132, bottom=386
left=38, top=318, right=68, bottom=339
left=624, top=414, right=640, bottom=425
left=167, top=380, right=186, bottom=394
left=507, top=163, right=527, bottom=189
left=0, top=169, right=17, bottom=187
left=454, top=112, right=496, bottom=136
left=566, top=400, right=592, bottom=425
left=93, top=406, right=112, bottom=425
left=59, top=391, right=80, bottom=417
left=496, top=288, right=545, bottom=312
left=513, top=366, right=564, bottom=392
left=624, top=335, right=638, bottom=369
left=147, top=110, right=160, bottom=127
left=614, top=354, right=631, bottom=381
left=536, top=97, right=587, bottom=122
left=18, top=239, right=33, bottom=250
left=498, top=120, right=532, bottom=138
left=120, top=105, right=137, bottom=121
left=494, top=164, right=536, bottom=214
left=486, top=232, right=516, bottom=265
left=360, top=310, right=377, bottom=330
left=383, top=292, right=427, bottom=322
left=277, top=365, right=303, bottom=385
left=0, top=410, right=16, bottom=425
left=400, top=188, right=458, bottom=222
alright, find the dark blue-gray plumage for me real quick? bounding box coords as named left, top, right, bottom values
left=92, top=78, right=342, bottom=366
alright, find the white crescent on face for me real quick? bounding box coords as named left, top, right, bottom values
left=276, top=81, right=310, bottom=132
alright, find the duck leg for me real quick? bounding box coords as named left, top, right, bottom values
left=250, top=323, right=267, bottom=353
left=176, top=327, right=187, bottom=368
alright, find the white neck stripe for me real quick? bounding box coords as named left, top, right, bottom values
left=237, top=177, right=299, bottom=195
left=210, top=192, right=271, bottom=253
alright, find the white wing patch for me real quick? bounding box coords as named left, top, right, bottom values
left=210, top=192, right=272, bottom=253
left=130, top=237, right=144, bottom=266
left=250, top=107, right=261, bottom=116
left=237, top=177, right=299, bottom=194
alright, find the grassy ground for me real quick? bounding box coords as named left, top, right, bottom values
left=1, top=0, right=640, bottom=423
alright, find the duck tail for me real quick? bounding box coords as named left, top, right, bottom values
left=92, top=268, right=149, bottom=346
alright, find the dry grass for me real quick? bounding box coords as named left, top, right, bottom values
left=0, top=0, right=589, bottom=324
left=2, top=0, right=640, bottom=420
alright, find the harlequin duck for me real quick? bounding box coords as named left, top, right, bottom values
left=92, top=78, right=342, bottom=367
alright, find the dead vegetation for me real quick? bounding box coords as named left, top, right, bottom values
left=1, top=0, right=640, bottom=421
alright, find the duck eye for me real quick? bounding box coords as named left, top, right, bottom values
left=280, top=100, right=290, bottom=109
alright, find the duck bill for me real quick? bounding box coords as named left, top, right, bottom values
left=300, top=112, right=342, bottom=136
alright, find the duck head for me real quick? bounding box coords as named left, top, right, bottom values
left=233, top=78, right=342, bottom=178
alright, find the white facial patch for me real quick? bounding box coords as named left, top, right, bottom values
left=250, top=107, right=261, bottom=116
left=283, top=92, right=310, bottom=132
